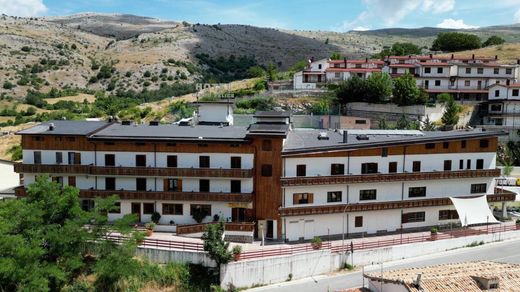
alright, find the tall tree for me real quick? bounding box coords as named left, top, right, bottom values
left=441, top=96, right=463, bottom=126
left=431, top=32, right=481, bottom=52
left=482, top=35, right=505, bottom=47
left=201, top=221, right=232, bottom=276
left=422, top=115, right=437, bottom=131
left=365, top=72, right=393, bottom=102
left=335, top=75, right=367, bottom=104
left=392, top=74, right=421, bottom=106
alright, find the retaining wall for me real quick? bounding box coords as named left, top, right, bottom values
left=136, top=247, right=216, bottom=267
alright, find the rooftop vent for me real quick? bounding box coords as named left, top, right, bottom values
left=149, top=120, right=159, bottom=126
left=413, top=273, right=422, bottom=289
left=122, top=120, right=132, bottom=126
left=48, top=123, right=55, bottom=131
left=356, top=134, right=369, bottom=141
left=343, top=130, right=348, bottom=143
left=473, top=275, right=500, bottom=290
left=317, top=132, right=329, bottom=140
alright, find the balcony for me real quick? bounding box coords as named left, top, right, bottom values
left=281, top=169, right=501, bottom=187
left=14, top=163, right=254, bottom=178
left=15, top=186, right=253, bottom=203
left=279, top=192, right=516, bottom=217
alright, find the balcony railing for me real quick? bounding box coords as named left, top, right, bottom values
left=281, top=169, right=501, bottom=187
left=279, top=192, right=516, bottom=217
left=14, top=163, right=253, bottom=178
left=176, top=222, right=255, bottom=235
left=15, top=186, right=253, bottom=203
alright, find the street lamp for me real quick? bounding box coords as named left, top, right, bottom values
left=342, top=204, right=348, bottom=250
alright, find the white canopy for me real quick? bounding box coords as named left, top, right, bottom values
left=450, top=196, right=499, bottom=227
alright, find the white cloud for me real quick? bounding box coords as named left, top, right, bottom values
left=436, top=18, right=479, bottom=29
left=352, top=26, right=370, bottom=31
left=515, top=8, right=520, bottom=23
left=422, top=0, right=454, bottom=14
left=0, top=0, right=48, bottom=17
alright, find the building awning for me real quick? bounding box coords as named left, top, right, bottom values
left=450, top=195, right=500, bottom=226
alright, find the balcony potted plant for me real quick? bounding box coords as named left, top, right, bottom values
left=311, top=236, right=322, bottom=250
left=145, top=222, right=156, bottom=237
left=430, top=227, right=438, bottom=241
left=232, top=245, right=242, bottom=261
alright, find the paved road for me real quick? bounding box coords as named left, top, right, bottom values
left=247, top=238, right=520, bottom=292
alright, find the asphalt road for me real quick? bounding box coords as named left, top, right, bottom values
left=247, top=238, right=520, bottom=292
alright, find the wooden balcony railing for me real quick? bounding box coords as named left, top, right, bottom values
left=14, top=163, right=253, bottom=178
left=279, top=192, right=516, bottom=216
left=176, top=222, right=255, bottom=235
left=281, top=169, right=501, bottom=187
left=15, top=186, right=253, bottom=203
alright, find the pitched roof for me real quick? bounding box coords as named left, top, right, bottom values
left=364, top=261, right=520, bottom=292
left=16, top=120, right=109, bottom=136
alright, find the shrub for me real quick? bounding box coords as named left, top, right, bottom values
left=21, top=46, right=31, bottom=52
left=144, top=71, right=151, bottom=78
left=192, top=206, right=209, bottom=223
left=145, top=222, right=156, bottom=230
left=231, top=245, right=242, bottom=256
left=430, top=227, right=438, bottom=234
left=151, top=212, right=161, bottom=224
left=3, top=81, right=14, bottom=89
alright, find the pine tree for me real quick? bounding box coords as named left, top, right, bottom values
left=422, top=115, right=436, bottom=131
left=441, top=97, right=462, bottom=126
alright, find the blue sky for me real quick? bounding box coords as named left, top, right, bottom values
left=3, top=0, right=520, bottom=31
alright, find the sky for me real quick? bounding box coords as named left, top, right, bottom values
left=2, top=0, right=520, bottom=31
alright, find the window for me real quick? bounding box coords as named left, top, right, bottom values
left=52, top=176, right=64, bottom=187
left=402, top=212, right=425, bottom=223
left=412, top=161, right=421, bottom=172
left=68, top=152, right=75, bottom=164
left=355, top=119, right=367, bottom=124
left=81, top=199, right=95, bottom=212
left=68, top=176, right=76, bottom=187
left=439, top=210, right=459, bottom=220
left=389, top=162, right=398, bottom=173
left=461, top=140, right=467, bottom=148
left=361, top=163, right=378, bottom=174
left=471, top=183, right=487, bottom=194
left=513, top=89, right=519, bottom=96
left=465, top=80, right=470, bottom=86
left=465, top=68, right=471, bottom=74
left=199, top=179, right=210, bottom=192
left=435, top=80, right=441, bottom=86
left=477, top=68, right=484, bottom=74
left=55, top=152, right=63, bottom=164
left=199, top=156, right=210, bottom=168
left=437, top=67, right=443, bottom=74
left=165, top=178, right=181, bottom=191
left=425, top=143, right=435, bottom=149
left=261, top=164, right=272, bottom=177
left=480, top=139, right=489, bottom=148
left=443, top=142, right=449, bottom=149
left=327, top=191, right=342, bottom=203
left=293, top=193, right=313, bottom=204
left=109, top=202, right=121, bottom=214
left=355, top=216, right=363, bottom=227
left=467, top=159, right=471, bottom=169
left=360, top=189, right=377, bottom=200
left=167, top=155, right=177, bottom=167
left=163, top=203, right=183, bottom=215
left=381, top=147, right=388, bottom=157
left=190, top=204, right=211, bottom=216
left=230, top=180, right=241, bottom=193
left=424, top=67, right=431, bottom=73
left=494, top=68, right=499, bottom=74
left=262, top=140, right=272, bottom=151
left=459, top=159, right=464, bottom=170
left=230, top=156, right=241, bottom=169
left=495, top=90, right=500, bottom=97
left=391, top=68, right=398, bottom=74
left=506, top=68, right=513, bottom=74
left=476, top=159, right=484, bottom=170
left=136, top=155, right=146, bottom=167
left=296, top=165, right=306, bottom=176
left=143, top=203, right=154, bottom=214
left=409, top=187, right=426, bottom=197
left=32, top=136, right=43, bottom=141
left=105, top=177, right=115, bottom=190
left=136, top=178, right=147, bottom=191
left=444, top=160, right=452, bottom=171
left=105, top=154, right=115, bottom=166
left=331, top=164, right=345, bottom=175
left=318, top=64, right=322, bottom=69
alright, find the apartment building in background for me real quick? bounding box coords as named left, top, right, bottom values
left=13, top=106, right=515, bottom=241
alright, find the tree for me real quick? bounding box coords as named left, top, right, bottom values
left=335, top=76, right=366, bottom=104
left=390, top=42, right=422, bottom=56
left=431, top=32, right=481, bottom=52
left=266, top=62, right=278, bottom=81
left=441, top=96, right=463, bottom=126
left=247, top=65, right=266, bottom=78
left=365, top=72, right=393, bottom=102
left=201, top=221, right=232, bottom=272
left=330, top=52, right=342, bottom=60
left=392, top=74, right=421, bottom=106
left=483, top=35, right=505, bottom=47
left=378, top=118, right=389, bottom=129
left=6, top=144, right=22, bottom=160
left=422, top=115, right=436, bottom=131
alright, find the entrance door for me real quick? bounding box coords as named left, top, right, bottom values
left=131, top=203, right=141, bottom=222
left=266, top=220, right=274, bottom=238
left=231, top=208, right=245, bottom=222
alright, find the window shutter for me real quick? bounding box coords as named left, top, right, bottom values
left=308, top=193, right=314, bottom=204
left=177, top=179, right=182, bottom=191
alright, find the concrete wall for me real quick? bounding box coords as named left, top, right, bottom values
left=136, top=247, right=216, bottom=267
left=0, top=160, right=19, bottom=191
left=219, top=229, right=520, bottom=289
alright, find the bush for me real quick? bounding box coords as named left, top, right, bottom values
left=430, top=227, right=438, bottom=234
left=151, top=212, right=161, bottom=224
left=21, top=46, right=31, bottom=52
left=231, top=245, right=242, bottom=256
left=3, top=81, right=14, bottom=89
left=145, top=222, right=156, bottom=230
left=483, top=36, right=505, bottom=47
left=143, top=71, right=151, bottom=78
left=192, top=206, right=209, bottom=223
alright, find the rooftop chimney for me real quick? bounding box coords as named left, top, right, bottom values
left=343, top=130, right=348, bottom=143
left=472, top=54, right=475, bottom=60
left=495, top=55, right=498, bottom=60
left=414, top=273, right=422, bottom=289
left=451, top=54, right=454, bottom=59
left=49, top=123, right=55, bottom=131
left=429, top=54, right=433, bottom=59
left=344, top=57, right=347, bottom=67
left=365, top=57, right=368, bottom=63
